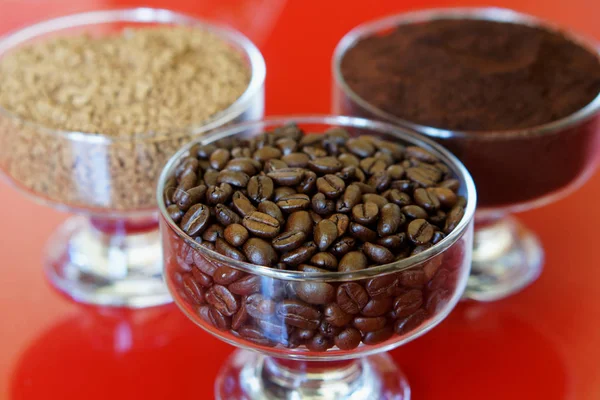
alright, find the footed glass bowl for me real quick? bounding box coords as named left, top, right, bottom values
left=158, top=116, right=476, bottom=399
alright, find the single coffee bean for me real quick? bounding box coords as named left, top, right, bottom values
left=273, top=187, right=297, bottom=202
left=232, top=191, right=256, bottom=217
left=338, top=251, right=367, bottom=272
left=267, top=168, right=306, bottom=186
left=247, top=175, right=275, bottom=202
left=295, top=281, right=336, bottom=305
left=302, top=146, right=328, bottom=159
left=334, top=327, right=362, bottom=350
left=203, top=170, right=219, bottom=187
left=426, top=289, right=449, bottom=314
left=352, top=202, right=379, bottom=225
left=399, top=270, right=427, bottom=287
left=163, top=177, right=177, bottom=207
left=300, top=133, right=325, bottom=147
left=176, top=156, right=199, bottom=178
left=411, top=243, right=433, bottom=256
left=328, top=213, right=350, bottom=237
left=167, top=204, right=184, bottom=222
left=174, top=184, right=207, bottom=211
left=191, top=267, right=213, bottom=287
left=439, top=179, right=460, bottom=192
left=428, top=268, right=450, bottom=292
left=238, top=326, right=276, bottom=347
left=431, top=231, right=446, bottom=244
left=202, top=224, right=224, bottom=242
left=298, top=264, right=330, bottom=273
left=264, top=159, right=288, bottom=173
left=346, top=138, right=375, bottom=158
left=329, top=236, right=356, bottom=257
left=272, top=231, right=307, bottom=252
left=348, top=222, right=377, bottom=242
left=205, top=285, right=238, bottom=316
left=276, top=138, right=297, bottom=155
left=213, top=265, right=245, bottom=285
left=231, top=303, right=249, bottom=330
left=281, top=242, right=318, bottom=266
left=393, top=289, right=424, bottom=318
left=296, top=171, right=317, bottom=194
left=362, top=326, right=394, bottom=345
left=215, top=204, right=241, bottom=226
left=353, top=316, right=387, bottom=332
left=366, top=274, right=400, bottom=298
left=406, top=166, right=441, bottom=187
left=276, top=300, right=321, bottom=330
left=225, top=158, right=259, bottom=176
left=378, top=203, right=403, bottom=236
left=386, top=189, right=412, bottom=207
left=377, top=233, right=408, bottom=250
left=277, top=193, right=311, bottom=212
left=444, top=205, right=465, bottom=234
left=314, top=219, right=338, bottom=251
left=181, top=203, right=210, bottom=236
left=182, top=274, right=205, bottom=305
left=408, top=219, right=434, bottom=245
left=363, top=242, right=395, bottom=264
left=339, top=153, right=360, bottom=167
left=367, top=171, right=391, bottom=191
left=310, top=252, right=338, bottom=270
left=254, top=146, right=282, bottom=162
left=245, top=293, right=276, bottom=320
left=224, top=223, right=249, bottom=247
left=394, top=309, right=427, bottom=335
left=317, top=174, right=346, bottom=199
left=198, top=306, right=231, bottom=331
left=242, top=238, right=278, bottom=266
left=215, top=238, right=247, bottom=262
left=206, top=183, right=234, bottom=205
left=336, top=166, right=357, bottom=181
left=361, top=296, right=393, bottom=317
left=402, top=205, right=428, bottom=220
left=309, top=156, right=343, bottom=174
left=324, top=303, right=353, bottom=327
left=243, top=211, right=281, bottom=238
left=210, top=148, right=231, bottom=170
left=177, top=170, right=197, bottom=192
left=312, top=192, right=335, bottom=215
left=217, top=170, right=250, bottom=188
left=387, top=164, right=405, bottom=180
left=285, top=211, right=313, bottom=236
left=307, top=333, right=333, bottom=352
left=337, top=184, right=361, bottom=212
left=228, top=275, right=261, bottom=296
left=282, top=152, right=310, bottom=168
left=362, top=194, right=389, bottom=208
left=258, top=201, right=285, bottom=225
left=414, top=188, right=440, bottom=212
left=336, top=283, right=369, bottom=314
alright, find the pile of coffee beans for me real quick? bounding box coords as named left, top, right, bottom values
left=164, top=123, right=468, bottom=351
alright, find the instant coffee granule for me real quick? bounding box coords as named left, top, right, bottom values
left=341, top=19, right=600, bottom=131
left=0, top=27, right=251, bottom=210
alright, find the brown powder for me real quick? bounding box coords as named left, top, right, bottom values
left=341, top=19, right=600, bottom=131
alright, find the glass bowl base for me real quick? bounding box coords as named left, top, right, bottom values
left=215, top=350, right=410, bottom=400
left=45, top=216, right=172, bottom=308
left=465, top=215, right=543, bottom=302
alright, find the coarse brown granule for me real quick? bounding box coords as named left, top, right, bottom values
left=0, top=26, right=258, bottom=211
left=341, top=19, right=600, bottom=131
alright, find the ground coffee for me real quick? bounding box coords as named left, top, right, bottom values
left=341, top=19, right=600, bottom=131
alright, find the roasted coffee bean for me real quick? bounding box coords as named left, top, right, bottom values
left=281, top=242, right=318, bottom=266
left=399, top=270, right=427, bottom=287
left=310, top=252, right=338, bottom=270
left=307, top=333, right=333, bottom=352
left=243, top=211, right=281, bottom=238
left=267, top=168, right=305, bottom=186
left=402, top=205, right=428, bottom=220
left=285, top=211, right=313, bottom=236
left=390, top=180, right=415, bottom=193
left=228, top=275, right=261, bottom=296
left=176, top=156, right=199, bottom=179
left=174, top=184, right=206, bottom=211
left=349, top=222, right=377, bottom=242
left=406, top=166, right=441, bottom=187
left=183, top=274, right=205, bottom=304
left=177, top=170, right=197, bottom=191
left=352, top=202, right=379, bottom=225
left=302, top=146, right=328, bottom=159
left=377, top=234, right=407, bottom=251
left=277, top=193, right=311, bottom=212
left=428, top=268, right=450, bottom=292
left=429, top=210, right=447, bottom=228
left=225, top=158, right=259, bottom=176
left=205, top=285, right=238, bottom=316
left=386, top=189, right=412, bottom=207
left=337, top=184, right=361, bottom=212
left=224, top=223, right=249, bottom=247
left=353, top=316, right=387, bottom=332
left=346, top=138, right=375, bottom=157
left=198, top=306, right=231, bottom=331
left=411, top=244, right=433, bottom=256
left=444, top=205, right=465, bottom=234
left=377, top=203, right=403, bottom=236
left=207, top=183, right=233, bottom=205
left=405, top=146, right=437, bottom=163
left=264, top=159, right=288, bottom=173
left=213, top=265, right=245, bottom=285
left=181, top=204, right=210, bottom=236
left=210, top=149, right=231, bottom=170
left=282, top=152, right=310, bottom=168
left=361, top=194, right=388, bottom=208
left=428, top=187, right=457, bottom=209
left=258, top=201, right=285, bottom=225
left=339, top=153, right=360, bottom=167
left=368, top=171, right=391, bottom=191
left=362, top=295, right=393, bottom=317
left=191, top=267, right=213, bottom=287
left=336, top=166, right=357, bottom=181
left=330, top=237, right=356, bottom=257
left=431, top=231, right=446, bottom=244
left=239, top=326, right=276, bottom=347
left=426, top=289, right=449, bottom=314
left=338, top=251, right=367, bottom=272
left=215, top=204, right=241, bottom=226
left=394, top=309, right=427, bottom=335
left=202, top=224, right=224, bottom=242
left=314, top=219, right=338, bottom=251
left=414, top=188, right=440, bottom=212
left=199, top=241, right=216, bottom=251
left=231, top=304, right=249, bottom=330
left=242, top=238, right=278, bottom=266
left=393, top=290, right=424, bottom=318
left=298, top=264, right=330, bottom=273
left=312, top=192, right=335, bottom=215
left=272, top=231, right=307, bottom=252
left=167, top=204, right=184, bottom=222
left=203, top=170, right=219, bottom=186
left=310, top=210, right=323, bottom=224
left=408, top=219, right=434, bottom=245
left=163, top=177, right=178, bottom=207
left=328, top=213, right=350, bottom=237
left=317, top=174, right=346, bottom=199
left=276, top=300, right=321, bottom=329
left=299, top=133, right=325, bottom=147
left=387, top=165, right=405, bottom=180
left=309, top=156, right=343, bottom=174
left=254, top=146, right=282, bottom=162
left=196, top=144, right=217, bottom=159
left=366, top=275, right=399, bottom=298
left=276, top=138, right=297, bottom=155
left=246, top=293, right=276, bottom=320
left=333, top=327, right=361, bottom=350
left=247, top=175, right=274, bottom=202
left=439, top=179, right=460, bottom=192
left=363, top=326, right=394, bottom=345
left=215, top=238, right=246, bottom=262
left=295, top=281, right=336, bottom=305
left=337, top=283, right=369, bottom=314
left=324, top=303, right=353, bottom=327
left=232, top=191, right=256, bottom=217
left=296, top=171, right=317, bottom=194
left=217, top=170, right=250, bottom=188
left=273, top=187, right=297, bottom=202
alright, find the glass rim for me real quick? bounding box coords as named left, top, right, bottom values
left=156, top=114, right=477, bottom=282
left=332, top=7, right=600, bottom=140
left=0, top=7, right=266, bottom=144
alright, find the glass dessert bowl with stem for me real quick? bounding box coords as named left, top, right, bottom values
left=158, top=115, right=476, bottom=399
left=332, top=7, right=600, bottom=301
left=0, top=8, right=266, bottom=308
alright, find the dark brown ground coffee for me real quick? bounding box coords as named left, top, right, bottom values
left=341, top=19, right=600, bottom=131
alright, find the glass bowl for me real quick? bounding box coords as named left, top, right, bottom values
left=0, top=8, right=266, bottom=308
left=158, top=116, right=476, bottom=399
left=332, top=7, right=600, bottom=301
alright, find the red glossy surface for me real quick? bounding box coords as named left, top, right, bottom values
left=1, top=1, right=599, bottom=399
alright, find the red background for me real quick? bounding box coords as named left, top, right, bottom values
left=1, top=0, right=599, bottom=399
